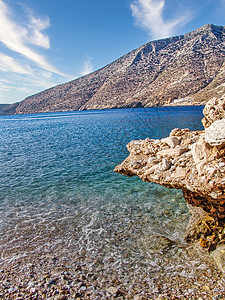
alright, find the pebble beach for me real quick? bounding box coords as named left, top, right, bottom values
left=1, top=108, right=224, bottom=299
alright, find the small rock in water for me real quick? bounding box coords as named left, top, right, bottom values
left=30, top=287, right=36, bottom=293
left=47, top=278, right=58, bottom=286
left=79, top=284, right=87, bottom=292
left=106, top=286, right=118, bottom=295
left=203, top=285, right=210, bottom=291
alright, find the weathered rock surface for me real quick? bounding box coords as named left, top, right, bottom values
left=205, top=119, right=225, bottom=146
left=114, top=97, right=225, bottom=252
left=202, top=97, right=225, bottom=128
left=4, top=24, right=225, bottom=115
left=114, top=130, right=225, bottom=218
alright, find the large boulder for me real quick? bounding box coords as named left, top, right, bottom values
left=114, top=96, right=225, bottom=253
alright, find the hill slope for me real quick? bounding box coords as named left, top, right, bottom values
left=7, top=24, right=225, bottom=115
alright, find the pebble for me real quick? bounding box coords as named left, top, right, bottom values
left=30, top=287, right=36, bottom=293
left=54, top=295, right=67, bottom=300
left=0, top=240, right=225, bottom=299
left=106, top=286, right=118, bottom=295
left=47, top=278, right=57, bottom=286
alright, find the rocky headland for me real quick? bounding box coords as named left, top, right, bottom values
left=115, top=96, right=225, bottom=269
left=3, top=24, right=225, bottom=115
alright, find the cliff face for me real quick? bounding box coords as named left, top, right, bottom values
left=114, top=97, right=225, bottom=253
left=6, top=24, right=225, bottom=115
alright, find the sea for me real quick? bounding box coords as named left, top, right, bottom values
left=0, top=106, right=223, bottom=297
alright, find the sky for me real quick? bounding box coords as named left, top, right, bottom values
left=0, top=0, right=224, bottom=104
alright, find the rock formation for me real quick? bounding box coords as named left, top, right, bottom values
left=4, top=24, right=225, bottom=115
left=114, top=96, right=225, bottom=253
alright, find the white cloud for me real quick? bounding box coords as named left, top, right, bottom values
left=0, top=68, right=61, bottom=103
left=42, top=71, right=53, bottom=79
left=27, top=16, right=50, bottom=49
left=130, top=0, right=192, bottom=39
left=0, top=0, right=65, bottom=76
left=27, top=71, right=55, bottom=89
left=81, top=56, right=93, bottom=76
left=0, top=53, right=31, bottom=74
left=16, top=87, right=32, bottom=93
left=0, top=82, right=11, bottom=91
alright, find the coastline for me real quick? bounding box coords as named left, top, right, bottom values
left=0, top=102, right=205, bottom=117
left=1, top=104, right=224, bottom=299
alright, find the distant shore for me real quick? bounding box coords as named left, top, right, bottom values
left=0, top=101, right=205, bottom=116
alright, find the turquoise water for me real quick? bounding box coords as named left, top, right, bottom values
left=0, top=106, right=210, bottom=285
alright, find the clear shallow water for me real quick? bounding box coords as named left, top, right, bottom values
left=1, top=106, right=217, bottom=292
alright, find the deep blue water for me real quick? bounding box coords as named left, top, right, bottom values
left=0, top=106, right=207, bottom=279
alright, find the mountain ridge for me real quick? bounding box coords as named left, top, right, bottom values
left=4, top=24, right=225, bottom=115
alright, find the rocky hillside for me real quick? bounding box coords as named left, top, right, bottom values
left=0, top=103, right=19, bottom=115
left=6, top=24, right=225, bottom=115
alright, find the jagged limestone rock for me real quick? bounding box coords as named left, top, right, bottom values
left=114, top=97, right=225, bottom=256
left=205, top=119, right=225, bottom=146
left=202, top=96, right=225, bottom=128
left=115, top=130, right=225, bottom=216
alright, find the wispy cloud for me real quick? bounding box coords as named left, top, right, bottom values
left=0, top=53, right=31, bottom=74
left=130, top=0, right=192, bottom=39
left=0, top=0, right=65, bottom=75
left=16, top=87, right=32, bottom=94
left=27, top=15, right=50, bottom=49
left=0, top=81, right=11, bottom=91
left=81, top=56, right=93, bottom=76
left=0, top=68, right=62, bottom=103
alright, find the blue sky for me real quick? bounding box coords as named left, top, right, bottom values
left=0, top=0, right=224, bottom=104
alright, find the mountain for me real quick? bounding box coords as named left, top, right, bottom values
left=0, top=103, right=19, bottom=115
left=0, top=104, right=10, bottom=115
left=5, top=24, right=225, bottom=115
